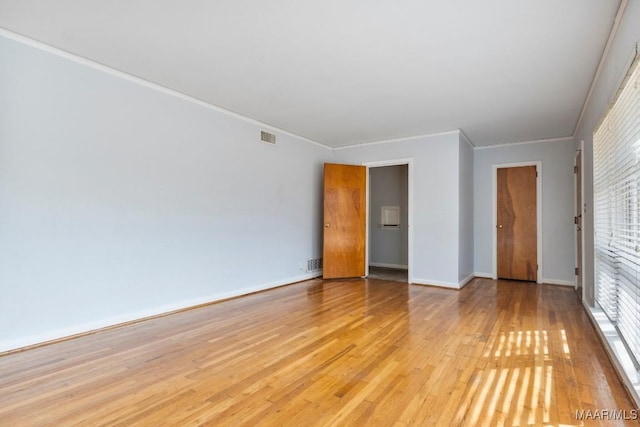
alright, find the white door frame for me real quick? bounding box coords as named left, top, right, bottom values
left=575, top=141, right=585, bottom=294
left=363, top=158, right=414, bottom=283
left=492, top=161, right=543, bottom=283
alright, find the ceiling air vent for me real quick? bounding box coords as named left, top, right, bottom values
left=261, top=131, right=276, bottom=144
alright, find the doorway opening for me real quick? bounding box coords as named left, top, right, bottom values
left=365, top=159, right=412, bottom=283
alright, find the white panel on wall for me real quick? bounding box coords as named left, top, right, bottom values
left=380, top=206, right=401, bottom=227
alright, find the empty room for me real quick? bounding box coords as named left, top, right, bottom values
left=1, top=1, right=640, bottom=425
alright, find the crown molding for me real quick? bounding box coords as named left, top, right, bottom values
left=0, top=28, right=333, bottom=151
left=333, top=130, right=461, bottom=151
left=572, top=0, right=628, bottom=137
left=474, top=136, right=574, bottom=150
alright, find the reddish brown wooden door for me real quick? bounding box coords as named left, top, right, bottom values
left=323, top=163, right=366, bottom=279
left=497, top=166, right=537, bottom=281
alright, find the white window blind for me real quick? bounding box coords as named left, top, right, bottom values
left=593, top=48, right=640, bottom=367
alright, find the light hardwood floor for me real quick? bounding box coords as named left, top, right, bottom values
left=0, top=278, right=637, bottom=426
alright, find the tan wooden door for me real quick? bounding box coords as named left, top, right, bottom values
left=323, top=163, right=366, bottom=279
left=497, top=166, right=537, bottom=281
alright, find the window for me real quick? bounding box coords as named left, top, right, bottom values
left=593, top=49, right=640, bottom=367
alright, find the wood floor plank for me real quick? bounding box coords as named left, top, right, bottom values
left=0, top=278, right=637, bottom=426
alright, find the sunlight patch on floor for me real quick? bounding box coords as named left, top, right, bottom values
left=468, top=329, right=580, bottom=426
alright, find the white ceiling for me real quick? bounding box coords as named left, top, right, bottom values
left=0, top=1, right=621, bottom=147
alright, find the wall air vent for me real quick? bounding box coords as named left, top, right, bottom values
left=261, top=131, right=276, bottom=144
left=307, top=258, right=323, bottom=272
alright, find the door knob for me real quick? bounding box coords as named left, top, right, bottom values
left=498, top=225, right=503, bottom=228
left=325, top=223, right=330, bottom=228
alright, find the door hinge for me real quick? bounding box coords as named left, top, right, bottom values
left=575, top=267, right=579, bottom=276
left=536, top=171, right=538, bottom=177
left=574, top=216, right=579, bottom=224
left=574, top=166, right=578, bottom=174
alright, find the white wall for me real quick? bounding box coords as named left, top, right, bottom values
left=458, top=137, right=474, bottom=283
left=0, top=34, right=332, bottom=352
left=369, top=165, right=408, bottom=268
left=334, top=132, right=461, bottom=287
left=473, top=139, right=576, bottom=284
left=574, top=1, right=640, bottom=305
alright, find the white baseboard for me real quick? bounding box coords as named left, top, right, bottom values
left=541, top=278, right=574, bottom=287
left=369, top=262, right=408, bottom=270
left=411, top=278, right=460, bottom=289
left=0, top=272, right=322, bottom=354
left=470, top=273, right=571, bottom=287
left=459, top=274, right=475, bottom=288
left=473, top=272, right=495, bottom=279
